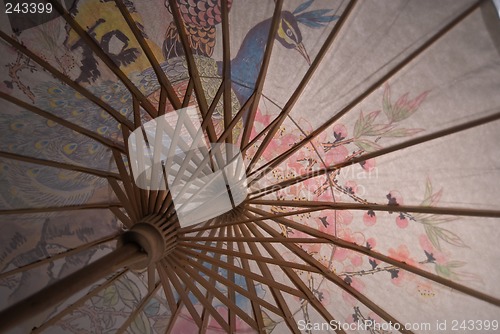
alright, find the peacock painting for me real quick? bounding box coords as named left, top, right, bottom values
left=0, top=0, right=340, bottom=331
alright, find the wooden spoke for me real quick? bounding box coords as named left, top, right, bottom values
left=249, top=217, right=414, bottom=334
left=240, top=0, right=284, bottom=150
left=248, top=0, right=485, bottom=182
left=0, top=91, right=125, bottom=153
left=178, top=246, right=306, bottom=299
left=167, top=0, right=218, bottom=143
left=249, top=199, right=500, bottom=218
left=0, top=30, right=134, bottom=130
left=240, top=223, right=347, bottom=334
left=48, top=0, right=159, bottom=118
left=157, top=265, right=178, bottom=316
left=248, top=206, right=500, bottom=307
left=250, top=108, right=500, bottom=194
left=174, top=249, right=284, bottom=318
left=116, top=281, right=162, bottom=334
left=0, top=151, right=120, bottom=179
left=165, top=258, right=231, bottom=330
left=108, top=177, right=140, bottom=222
left=221, top=0, right=233, bottom=155
left=198, top=226, right=227, bottom=333
left=109, top=206, right=133, bottom=228
left=161, top=259, right=203, bottom=328
left=179, top=206, right=327, bottom=234
left=178, top=241, right=321, bottom=273
left=231, top=225, right=300, bottom=334
left=32, top=270, right=129, bottom=333
left=226, top=227, right=236, bottom=332
left=114, top=0, right=182, bottom=110
left=232, top=226, right=266, bottom=329
left=180, top=236, right=333, bottom=244
left=0, top=203, right=121, bottom=216
left=246, top=0, right=357, bottom=171
left=112, top=149, right=143, bottom=219
left=169, top=257, right=260, bottom=331
left=0, top=233, right=119, bottom=281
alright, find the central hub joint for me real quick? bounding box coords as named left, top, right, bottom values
left=119, top=215, right=178, bottom=270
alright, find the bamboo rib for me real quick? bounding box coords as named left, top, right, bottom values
left=0, top=30, right=134, bottom=130
left=240, top=0, right=284, bottom=150
left=232, top=224, right=300, bottom=334
left=199, top=226, right=227, bottom=333
left=239, top=223, right=346, bottom=334
left=0, top=151, right=120, bottom=179
left=32, top=270, right=129, bottom=333
left=0, top=233, right=119, bottom=281
left=113, top=0, right=182, bottom=110
left=246, top=0, right=358, bottom=171
left=249, top=109, right=500, bottom=197
left=0, top=91, right=125, bottom=153
left=248, top=206, right=500, bottom=307
left=249, top=217, right=414, bottom=334
left=249, top=199, right=500, bottom=218
left=48, top=0, right=159, bottom=119
left=232, top=226, right=267, bottom=329
left=248, top=0, right=485, bottom=182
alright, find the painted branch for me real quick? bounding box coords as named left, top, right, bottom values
left=0, top=243, right=146, bottom=332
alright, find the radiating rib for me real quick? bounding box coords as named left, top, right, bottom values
left=226, top=227, right=236, bottom=332
left=178, top=247, right=306, bottom=299
left=112, top=149, right=143, bottom=219
left=180, top=237, right=332, bottom=244
left=0, top=91, right=125, bottom=153
left=232, top=225, right=300, bottom=334
left=248, top=206, right=500, bottom=307
left=178, top=242, right=321, bottom=273
left=32, top=270, right=129, bottom=333
left=0, top=151, right=120, bottom=179
left=157, top=265, right=178, bottom=316
left=0, top=233, right=118, bottom=281
left=249, top=199, right=500, bottom=218
left=114, top=0, right=182, bottom=110
left=115, top=281, right=162, bottom=334
left=248, top=0, right=485, bottom=182
left=221, top=0, right=233, bottom=158
left=179, top=206, right=329, bottom=234
left=246, top=0, right=358, bottom=172
left=48, top=0, right=159, bottom=118
left=250, top=109, right=500, bottom=196
left=109, top=206, right=133, bottom=228
left=167, top=0, right=218, bottom=143
left=198, top=226, right=227, bottom=333
left=161, top=228, right=220, bottom=332
left=161, top=259, right=203, bottom=328
left=240, top=0, right=284, bottom=150
left=169, top=257, right=260, bottom=331
left=240, top=223, right=347, bottom=334
left=0, top=30, right=134, bottom=130
left=173, top=249, right=285, bottom=318
left=164, top=258, right=232, bottom=331
left=0, top=203, right=122, bottom=216
left=232, top=226, right=266, bottom=329
left=250, top=217, right=414, bottom=334
left=108, top=177, right=140, bottom=222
